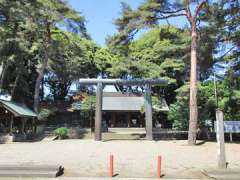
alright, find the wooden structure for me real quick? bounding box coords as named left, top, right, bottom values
left=79, top=79, right=168, bottom=141
left=102, top=92, right=169, bottom=128
left=0, top=100, right=37, bottom=138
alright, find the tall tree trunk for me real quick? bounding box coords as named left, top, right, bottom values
left=11, top=73, right=21, bottom=102
left=40, top=76, right=44, bottom=100
left=188, top=24, right=198, bottom=145
left=0, top=62, right=9, bottom=91
left=33, top=43, right=49, bottom=113
left=33, top=23, right=51, bottom=113
left=185, top=0, right=207, bottom=145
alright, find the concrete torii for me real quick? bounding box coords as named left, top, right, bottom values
left=79, top=79, right=168, bottom=141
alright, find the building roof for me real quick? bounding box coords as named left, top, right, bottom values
left=102, top=95, right=169, bottom=112
left=103, top=92, right=142, bottom=97
left=0, top=100, right=37, bottom=118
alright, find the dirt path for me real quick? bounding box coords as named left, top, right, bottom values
left=0, top=140, right=239, bottom=179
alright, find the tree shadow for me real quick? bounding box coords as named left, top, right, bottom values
left=113, top=173, right=119, bottom=177
left=195, top=141, right=206, bottom=146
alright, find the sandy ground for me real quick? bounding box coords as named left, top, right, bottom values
left=0, top=140, right=239, bottom=179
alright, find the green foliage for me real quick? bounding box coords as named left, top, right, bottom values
left=173, top=79, right=240, bottom=130
left=94, top=48, right=121, bottom=76
left=54, top=127, right=68, bottom=139
left=128, top=26, right=188, bottom=82
left=106, top=26, right=189, bottom=102
left=168, top=100, right=189, bottom=130
left=80, top=95, right=96, bottom=110
left=200, top=80, right=240, bottom=121
left=0, top=0, right=89, bottom=104
left=38, top=108, right=56, bottom=121
left=140, top=96, right=165, bottom=114
left=46, top=32, right=99, bottom=100
left=152, top=96, right=165, bottom=111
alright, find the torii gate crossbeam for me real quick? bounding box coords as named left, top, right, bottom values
left=79, top=79, right=168, bottom=141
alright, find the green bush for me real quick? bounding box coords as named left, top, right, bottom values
left=38, top=108, right=57, bottom=121
left=168, top=100, right=189, bottom=130
left=54, top=127, right=68, bottom=139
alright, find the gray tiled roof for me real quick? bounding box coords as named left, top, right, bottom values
left=102, top=96, right=169, bottom=112
left=0, top=100, right=37, bottom=117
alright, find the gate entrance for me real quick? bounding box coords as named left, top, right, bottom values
left=79, top=79, right=167, bottom=141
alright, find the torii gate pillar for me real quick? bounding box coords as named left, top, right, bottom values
left=95, top=83, right=103, bottom=141
left=144, top=84, right=153, bottom=140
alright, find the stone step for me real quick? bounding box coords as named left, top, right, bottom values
left=0, top=165, right=64, bottom=178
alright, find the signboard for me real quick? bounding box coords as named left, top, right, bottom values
left=215, top=121, right=240, bottom=133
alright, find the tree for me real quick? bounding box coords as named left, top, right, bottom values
left=46, top=32, right=98, bottom=101
left=0, top=0, right=39, bottom=104
left=105, top=26, right=190, bottom=97
left=94, top=48, right=119, bottom=76
left=110, top=0, right=209, bottom=145
left=31, top=0, right=88, bottom=112
left=204, top=1, right=240, bottom=120
left=0, top=0, right=89, bottom=110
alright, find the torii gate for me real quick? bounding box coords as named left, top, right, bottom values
left=79, top=79, right=168, bottom=141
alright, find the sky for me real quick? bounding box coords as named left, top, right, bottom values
left=68, top=0, right=144, bottom=46
left=68, top=0, right=188, bottom=46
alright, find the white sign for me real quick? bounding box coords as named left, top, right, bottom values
left=215, top=121, right=240, bottom=133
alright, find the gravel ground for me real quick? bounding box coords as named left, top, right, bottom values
left=0, top=140, right=239, bottom=179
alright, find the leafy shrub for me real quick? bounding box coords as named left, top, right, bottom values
left=168, top=100, right=189, bottom=130
left=81, top=95, right=96, bottom=110
left=38, top=108, right=56, bottom=121
left=54, top=127, right=68, bottom=139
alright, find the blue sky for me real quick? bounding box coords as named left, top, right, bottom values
left=68, top=0, right=188, bottom=46
left=68, top=0, right=144, bottom=46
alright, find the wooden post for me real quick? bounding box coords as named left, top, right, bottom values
left=127, top=112, right=131, bottom=128
left=144, top=84, right=153, bottom=140
left=95, top=82, right=103, bottom=141
left=111, top=112, right=116, bottom=127
left=21, top=118, right=26, bottom=134
left=31, top=118, right=34, bottom=132
left=90, top=106, right=93, bottom=131
left=216, top=109, right=226, bottom=168
left=140, top=113, right=144, bottom=127
left=9, top=116, right=13, bottom=134
left=229, top=133, right=233, bottom=142
left=33, top=118, right=37, bottom=134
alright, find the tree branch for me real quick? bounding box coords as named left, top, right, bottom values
left=215, top=46, right=235, bottom=63
left=159, top=8, right=186, bottom=14
left=185, top=4, right=193, bottom=25
left=194, top=0, right=208, bottom=17
left=156, top=13, right=187, bottom=20
left=196, top=18, right=201, bottom=28
left=165, top=19, right=171, bottom=28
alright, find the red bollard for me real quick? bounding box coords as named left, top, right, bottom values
left=109, top=154, right=114, bottom=177
left=157, top=155, right=162, bottom=178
